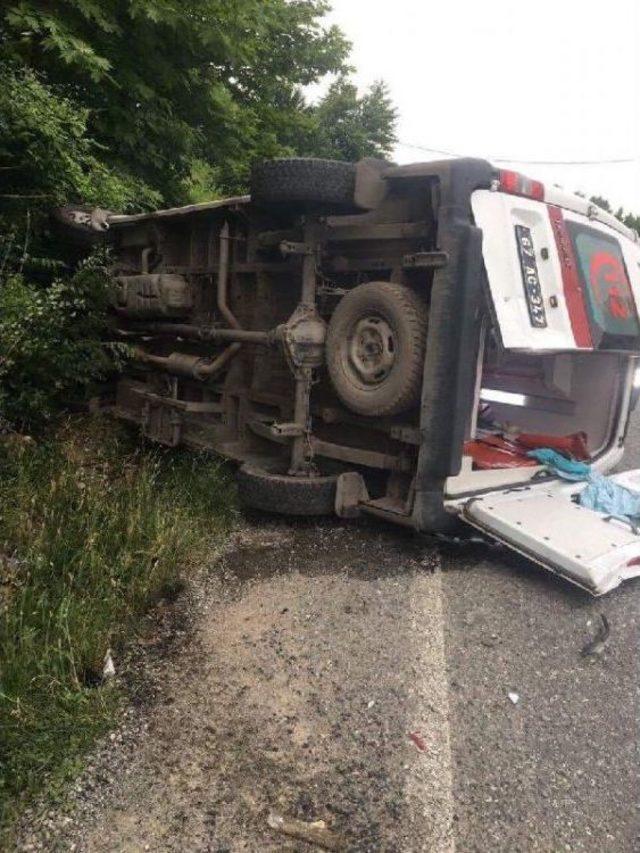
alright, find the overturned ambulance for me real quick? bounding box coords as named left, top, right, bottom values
left=65, top=157, right=640, bottom=595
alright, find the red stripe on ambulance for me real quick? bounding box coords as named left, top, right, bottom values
left=548, top=205, right=592, bottom=348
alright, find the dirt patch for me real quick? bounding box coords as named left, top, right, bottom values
left=16, top=518, right=454, bottom=852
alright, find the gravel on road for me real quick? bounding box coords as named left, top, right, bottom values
left=15, top=416, right=640, bottom=851
left=17, top=521, right=456, bottom=852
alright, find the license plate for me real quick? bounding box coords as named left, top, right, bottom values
left=515, top=224, right=547, bottom=328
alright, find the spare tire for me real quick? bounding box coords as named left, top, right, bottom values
left=326, top=281, right=428, bottom=417
left=237, top=462, right=337, bottom=516
left=250, top=158, right=359, bottom=212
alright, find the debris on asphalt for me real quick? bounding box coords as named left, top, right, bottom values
left=507, top=691, right=519, bottom=705
left=102, top=648, right=116, bottom=680
left=433, top=532, right=504, bottom=550
left=408, top=730, right=427, bottom=751
left=581, top=613, right=610, bottom=658
left=481, top=633, right=500, bottom=648
left=266, top=811, right=344, bottom=851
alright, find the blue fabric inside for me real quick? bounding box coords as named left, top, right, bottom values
left=526, top=448, right=640, bottom=525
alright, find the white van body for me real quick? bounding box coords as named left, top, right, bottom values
left=72, top=156, right=640, bottom=596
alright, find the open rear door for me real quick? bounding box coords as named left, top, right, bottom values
left=461, top=175, right=640, bottom=594
left=472, top=182, right=640, bottom=353
left=460, top=469, right=640, bottom=595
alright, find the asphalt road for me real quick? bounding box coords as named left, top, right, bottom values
left=441, top=411, right=640, bottom=851
left=16, top=414, right=640, bottom=852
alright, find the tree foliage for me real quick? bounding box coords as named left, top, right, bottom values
left=299, top=77, right=397, bottom=162
left=589, top=195, right=640, bottom=234
left=0, top=61, right=160, bottom=274
left=1, top=1, right=396, bottom=205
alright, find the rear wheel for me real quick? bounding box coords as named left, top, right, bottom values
left=326, top=281, right=428, bottom=417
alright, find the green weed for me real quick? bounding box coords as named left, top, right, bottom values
left=0, top=417, right=234, bottom=833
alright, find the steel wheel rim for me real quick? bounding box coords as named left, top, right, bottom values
left=347, top=315, right=396, bottom=385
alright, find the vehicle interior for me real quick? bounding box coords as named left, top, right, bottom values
left=453, top=321, right=632, bottom=492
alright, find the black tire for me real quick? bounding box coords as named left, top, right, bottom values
left=237, top=463, right=337, bottom=516
left=250, top=158, right=359, bottom=212
left=326, top=281, right=428, bottom=417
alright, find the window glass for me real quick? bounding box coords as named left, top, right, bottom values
left=570, top=225, right=639, bottom=340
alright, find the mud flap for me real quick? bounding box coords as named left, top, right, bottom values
left=335, top=472, right=370, bottom=518
left=141, top=402, right=182, bottom=446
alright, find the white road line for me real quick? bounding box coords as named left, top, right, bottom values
left=405, top=564, right=456, bottom=852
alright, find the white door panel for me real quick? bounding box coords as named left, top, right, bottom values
left=460, top=472, right=640, bottom=595
left=472, top=191, right=576, bottom=350
left=472, top=190, right=640, bottom=353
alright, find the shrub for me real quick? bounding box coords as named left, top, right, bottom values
left=0, top=255, right=129, bottom=430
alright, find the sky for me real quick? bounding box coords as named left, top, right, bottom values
left=321, top=0, right=640, bottom=213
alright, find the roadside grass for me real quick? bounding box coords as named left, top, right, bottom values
left=0, top=416, right=235, bottom=834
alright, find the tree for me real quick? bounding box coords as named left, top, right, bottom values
left=0, top=62, right=160, bottom=278
left=1, top=0, right=380, bottom=204
left=582, top=194, right=640, bottom=234
left=303, top=77, right=397, bottom=162
left=0, top=63, right=159, bottom=209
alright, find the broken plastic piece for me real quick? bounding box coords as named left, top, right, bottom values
left=465, top=431, right=591, bottom=470
left=102, top=648, right=116, bottom=680
left=267, top=812, right=344, bottom=851
left=464, top=436, right=538, bottom=470
left=581, top=614, right=610, bottom=657
left=516, top=431, right=589, bottom=461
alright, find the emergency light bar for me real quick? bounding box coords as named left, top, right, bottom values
left=498, top=170, right=545, bottom=202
